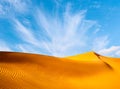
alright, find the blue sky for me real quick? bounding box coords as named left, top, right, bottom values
left=0, top=0, right=120, bottom=57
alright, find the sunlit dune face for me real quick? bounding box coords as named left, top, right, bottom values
left=0, top=51, right=120, bottom=89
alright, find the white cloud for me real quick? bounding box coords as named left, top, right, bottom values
left=6, top=0, right=30, bottom=12
left=34, top=3, right=98, bottom=57
left=93, top=25, right=101, bottom=34
left=0, top=4, right=5, bottom=15
left=93, top=28, right=100, bottom=34
left=17, top=44, right=38, bottom=53
left=54, top=0, right=62, bottom=7
left=0, top=0, right=30, bottom=17
left=98, top=46, right=120, bottom=57
left=90, top=1, right=101, bottom=9
left=13, top=19, right=54, bottom=54
left=116, top=51, right=120, bottom=56
left=0, top=40, right=12, bottom=51
left=92, top=36, right=109, bottom=51
left=17, top=44, right=52, bottom=55
left=13, top=19, right=40, bottom=46
left=0, top=2, right=108, bottom=57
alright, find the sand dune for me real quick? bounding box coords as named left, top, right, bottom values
left=0, top=51, right=120, bottom=89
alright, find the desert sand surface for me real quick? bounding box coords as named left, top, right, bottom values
left=0, top=51, right=120, bottom=89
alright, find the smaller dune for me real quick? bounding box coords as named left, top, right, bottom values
left=0, top=51, right=120, bottom=89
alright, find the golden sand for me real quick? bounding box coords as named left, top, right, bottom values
left=0, top=51, right=120, bottom=89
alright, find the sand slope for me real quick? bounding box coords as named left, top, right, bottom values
left=0, top=51, right=120, bottom=89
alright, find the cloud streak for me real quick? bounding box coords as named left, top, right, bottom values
left=99, top=46, right=120, bottom=57
left=34, top=4, right=99, bottom=56
left=13, top=19, right=40, bottom=46
left=0, top=1, right=116, bottom=57
left=0, top=0, right=31, bottom=17
left=92, top=36, right=109, bottom=51
left=0, top=40, right=12, bottom=51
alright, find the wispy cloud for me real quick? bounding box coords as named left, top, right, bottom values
left=0, top=1, right=114, bottom=57
left=92, top=36, right=109, bottom=51
left=90, top=1, right=101, bottom=9
left=0, top=0, right=30, bottom=17
left=34, top=3, right=98, bottom=56
left=6, top=0, right=30, bottom=13
left=0, top=4, right=5, bottom=15
left=12, top=19, right=51, bottom=53
left=99, top=46, right=120, bottom=57
left=0, top=40, right=12, bottom=51
left=17, top=44, right=40, bottom=53
left=13, top=19, right=39, bottom=46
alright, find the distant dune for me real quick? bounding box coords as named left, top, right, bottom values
left=0, top=51, right=120, bottom=89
